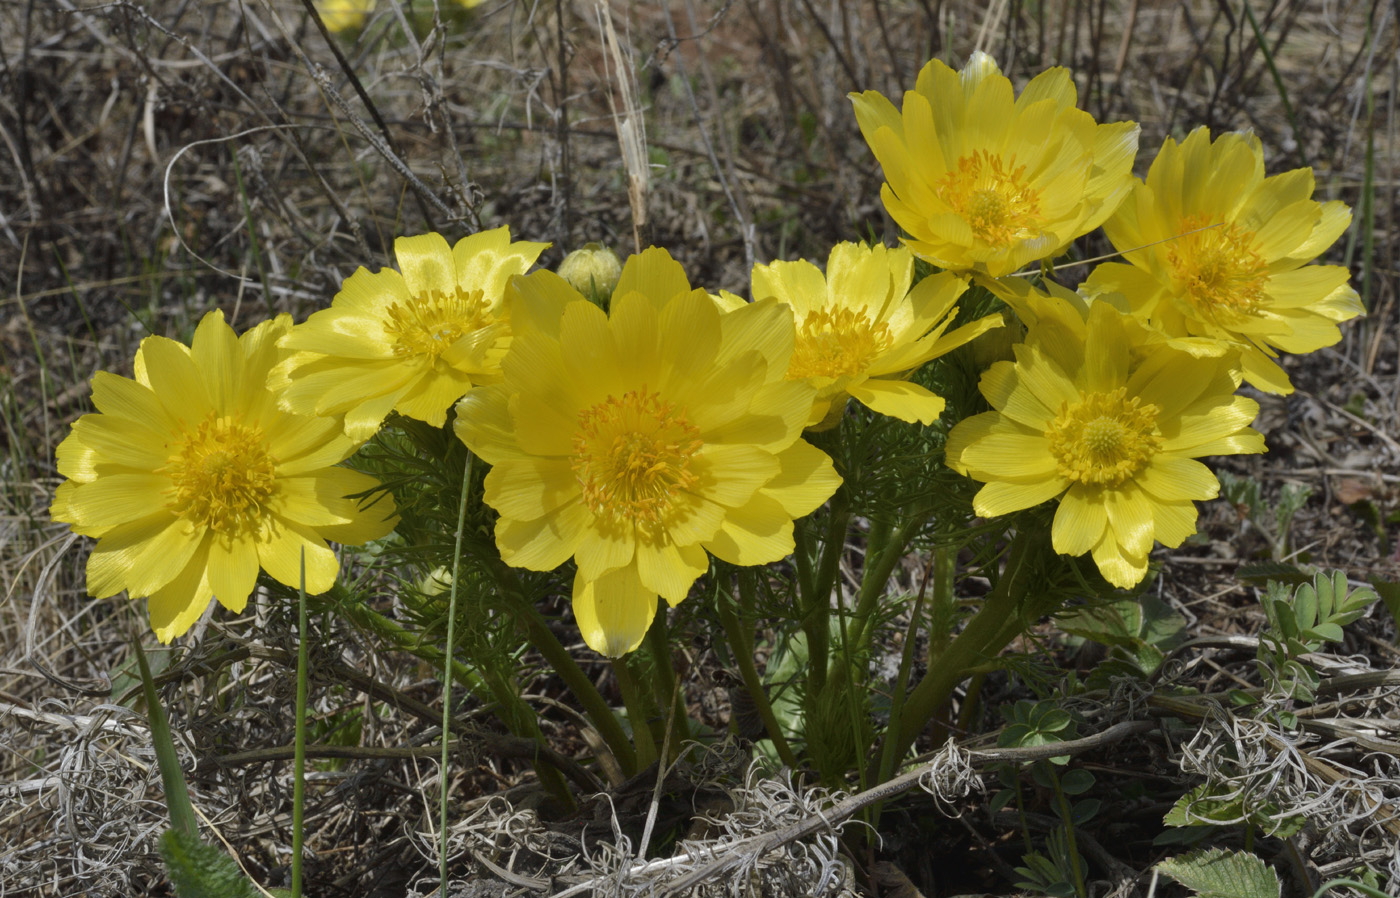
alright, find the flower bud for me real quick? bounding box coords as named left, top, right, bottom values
left=557, top=243, right=622, bottom=305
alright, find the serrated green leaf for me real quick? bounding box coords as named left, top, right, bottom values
left=159, top=829, right=261, bottom=898
left=1157, top=848, right=1280, bottom=898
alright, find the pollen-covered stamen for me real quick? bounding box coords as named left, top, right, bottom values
left=384, top=287, right=493, bottom=361
left=1045, top=388, right=1162, bottom=487
left=572, top=388, right=702, bottom=537
left=935, top=150, right=1043, bottom=247
left=167, top=413, right=276, bottom=536
left=788, top=306, right=893, bottom=380
left=1165, top=215, right=1269, bottom=325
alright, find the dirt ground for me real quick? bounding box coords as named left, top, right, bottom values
left=2, top=0, right=1398, bottom=895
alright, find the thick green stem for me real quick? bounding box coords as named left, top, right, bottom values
left=504, top=583, right=639, bottom=776
left=804, top=487, right=852, bottom=697
left=874, top=581, right=930, bottom=791
left=613, top=658, right=657, bottom=768
left=846, top=514, right=926, bottom=651
left=646, top=613, right=688, bottom=756
left=720, top=573, right=799, bottom=768
left=872, top=530, right=1043, bottom=777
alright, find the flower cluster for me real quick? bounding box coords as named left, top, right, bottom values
left=51, top=51, right=1360, bottom=652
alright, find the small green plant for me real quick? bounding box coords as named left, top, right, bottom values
left=1257, top=570, right=1378, bottom=704
left=1157, top=847, right=1282, bottom=898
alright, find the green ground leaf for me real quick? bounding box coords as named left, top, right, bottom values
left=1157, top=847, right=1280, bottom=898
left=159, top=829, right=262, bottom=898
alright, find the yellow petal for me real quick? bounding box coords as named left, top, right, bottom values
left=88, top=514, right=201, bottom=599
left=483, top=457, right=579, bottom=520
left=1090, top=531, right=1149, bottom=589
left=393, top=366, right=475, bottom=427
left=755, top=441, right=841, bottom=519
left=957, top=430, right=1058, bottom=481
left=574, top=523, right=637, bottom=580
left=191, top=310, right=242, bottom=410
left=973, top=477, right=1067, bottom=517
left=1052, top=485, right=1108, bottom=556
left=54, top=474, right=173, bottom=531
left=636, top=538, right=707, bottom=603
left=255, top=521, right=338, bottom=594
left=612, top=247, right=692, bottom=311
left=494, top=501, right=590, bottom=570
left=138, top=335, right=215, bottom=420
left=846, top=378, right=945, bottom=424
left=145, top=538, right=214, bottom=643
left=1103, top=483, right=1154, bottom=558
left=455, top=385, right=520, bottom=465
left=703, top=492, right=795, bottom=565
left=1136, top=457, right=1218, bottom=501
left=55, top=412, right=169, bottom=481
left=89, top=371, right=181, bottom=436
left=393, top=232, right=455, bottom=299
left=452, top=225, right=549, bottom=297
left=571, top=567, right=658, bottom=657
left=207, top=534, right=259, bottom=614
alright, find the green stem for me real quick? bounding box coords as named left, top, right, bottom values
left=846, top=514, right=926, bottom=651
left=720, top=573, right=799, bottom=768
left=646, top=612, right=688, bottom=757
left=292, top=561, right=309, bottom=898
left=321, top=584, right=486, bottom=695
left=440, top=452, right=473, bottom=896
left=613, top=658, right=657, bottom=768
left=874, top=580, right=930, bottom=790
left=805, top=487, right=852, bottom=697
left=1048, top=764, right=1087, bottom=898
left=501, top=577, right=639, bottom=776
left=872, top=529, right=1043, bottom=778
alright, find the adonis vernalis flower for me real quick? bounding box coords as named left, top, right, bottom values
left=455, top=248, right=841, bottom=656
left=1085, top=127, right=1363, bottom=394
left=743, top=241, right=1001, bottom=429
left=946, top=282, right=1264, bottom=588
left=315, top=0, right=374, bottom=31
left=850, top=52, right=1139, bottom=277
left=271, top=227, right=548, bottom=441
left=50, top=311, right=397, bottom=642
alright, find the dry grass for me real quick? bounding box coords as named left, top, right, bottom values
left=2, top=0, right=1398, bottom=894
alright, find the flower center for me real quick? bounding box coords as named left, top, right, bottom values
left=572, top=388, right=702, bottom=538
left=1165, top=215, right=1269, bottom=325
left=383, top=288, right=492, bottom=361
left=167, top=412, right=276, bottom=536
left=787, top=306, right=893, bottom=380
left=1045, top=388, right=1161, bottom=487
left=935, top=150, right=1043, bottom=247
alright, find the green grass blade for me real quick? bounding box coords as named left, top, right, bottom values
left=135, top=635, right=199, bottom=841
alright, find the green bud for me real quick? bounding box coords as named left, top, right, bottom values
left=558, top=243, right=622, bottom=305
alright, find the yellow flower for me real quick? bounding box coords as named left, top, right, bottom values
left=315, top=0, right=374, bottom=32
left=454, top=248, right=842, bottom=656
left=747, top=242, right=1001, bottom=429
left=946, top=281, right=1264, bottom=588
left=50, top=311, right=397, bottom=642
left=271, top=227, right=548, bottom=441
left=1085, top=127, right=1363, bottom=395
left=850, top=52, right=1139, bottom=277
